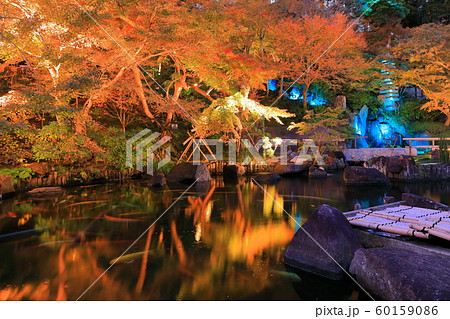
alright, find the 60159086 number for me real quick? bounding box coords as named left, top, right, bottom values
left=375, top=306, right=438, bottom=316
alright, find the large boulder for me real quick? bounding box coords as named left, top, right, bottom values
left=402, top=193, right=449, bottom=210
left=334, top=95, right=347, bottom=110
left=167, top=163, right=211, bottom=184
left=274, top=163, right=309, bottom=176
left=366, top=156, right=450, bottom=181
left=386, top=156, right=406, bottom=174
left=252, top=173, right=281, bottom=184
left=326, top=151, right=347, bottom=171
left=308, top=166, right=327, bottom=178
left=328, top=150, right=347, bottom=161
left=149, top=171, right=166, bottom=187
left=223, top=164, right=245, bottom=178
left=0, top=175, right=15, bottom=195
left=350, top=248, right=450, bottom=300
left=344, top=166, right=390, bottom=186
left=284, top=204, right=362, bottom=280
left=380, top=156, right=416, bottom=175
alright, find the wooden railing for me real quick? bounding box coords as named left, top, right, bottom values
left=403, top=137, right=450, bottom=155
left=300, top=136, right=368, bottom=149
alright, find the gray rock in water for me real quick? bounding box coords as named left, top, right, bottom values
left=309, top=166, right=328, bottom=178
left=350, top=248, right=450, bottom=300
left=385, top=156, right=415, bottom=174
left=328, top=151, right=347, bottom=161
left=0, top=175, right=15, bottom=195
left=386, top=156, right=407, bottom=174
left=402, top=193, right=449, bottom=210
left=252, top=173, right=281, bottom=184
left=167, top=163, right=211, bottom=184
left=274, top=163, right=309, bottom=176
left=284, top=204, right=362, bottom=280
left=344, top=166, right=390, bottom=186
left=223, top=164, right=245, bottom=178
left=383, top=196, right=396, bottom=204
left=27, top=187, right=63, bottom=197
left=149, top=171, right=166, bottom=187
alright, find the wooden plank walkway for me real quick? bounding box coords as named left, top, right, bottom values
left=345, top=203, right=450, bottom=241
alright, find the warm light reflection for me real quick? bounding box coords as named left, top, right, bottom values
left=195, top=223, right=202, bottom=242
left=1, top=175, right=436, bottom=300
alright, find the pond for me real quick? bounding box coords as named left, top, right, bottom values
left=1, top=173, right=449, bottom=301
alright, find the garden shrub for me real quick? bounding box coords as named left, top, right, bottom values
left=32, top=122, right=93, bottom=163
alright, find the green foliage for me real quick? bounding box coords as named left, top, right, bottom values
left=13, top=202, right=34, bottom=214
left=399, top=98, right=441, bottom=122
left=346, top=91, right=382, bottom=111
left=403, top=0, right=450, bottom=27
left=90, top=127, right=127, bottom=170
left=288, top=107, right=351, bottom=151
left=408, top=122, right=450, bottom=136
left=158, top=160, right=175, bottom=175
left=259, top=95, right=306, bottom=120
left=32, top=122, right=93, bottom=163
left=438, top=138, right=450, bottom=163
left=0, top=167, right=35, bottom=183
left=362, top=0, right=409, bottom=25
left=0, top=127, right=35, bottom=164
left=192, top=92, right=294, bottom=139
left=261, top=136, right=274, bottom=159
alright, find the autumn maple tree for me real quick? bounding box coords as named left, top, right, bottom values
left=393, top=23, right=450, bottom=125
left=269, top=13, right=370, bottom=109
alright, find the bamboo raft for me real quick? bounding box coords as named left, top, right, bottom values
left=346, top=204, right=450, bottom=242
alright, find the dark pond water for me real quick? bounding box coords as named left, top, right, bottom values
left=0, top=173, right=449, bottom=300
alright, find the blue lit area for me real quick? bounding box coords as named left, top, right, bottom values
left=367, top=114, right=406, bottom=147
left=405, top=132, right=432, bottom=154
left=289, top=87, right=301, bottom=100
left=268, top=79, right=277, bottom=91
left=379, top=59, right=400, bottom=110
left=352, top=106, right=370, bottom=148
left=285, top=85, right=327, bottom=106
left=309, top=95, right=327, bottom=106
left=351, top=105, right=408, bottom=148
left=267, top=79, right=328, bottom=106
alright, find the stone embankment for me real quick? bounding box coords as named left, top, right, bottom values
left=366, top=156, right=450, bottom=181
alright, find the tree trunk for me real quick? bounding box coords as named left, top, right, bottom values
left=190, top=85, right=214, bottom=101
left=131, top=65, right=158, bottom=123
left=302, top=84, right=309, bottom=109
left=279, top=72, right=284, bottom=96
left=445, top=113, right=450, bottom=126
left=74, top=98, right=93, bottom=134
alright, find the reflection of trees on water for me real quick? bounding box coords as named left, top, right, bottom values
left=3, top=176, right=447, bottom=300
left=0, top=179, right=296, bottom=300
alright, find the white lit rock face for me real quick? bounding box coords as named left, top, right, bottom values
left=350, top=248, right=450, bottom=300
left=343, top=148, right=417, bottom=162
left=284, top=204, right=362, bottom=280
